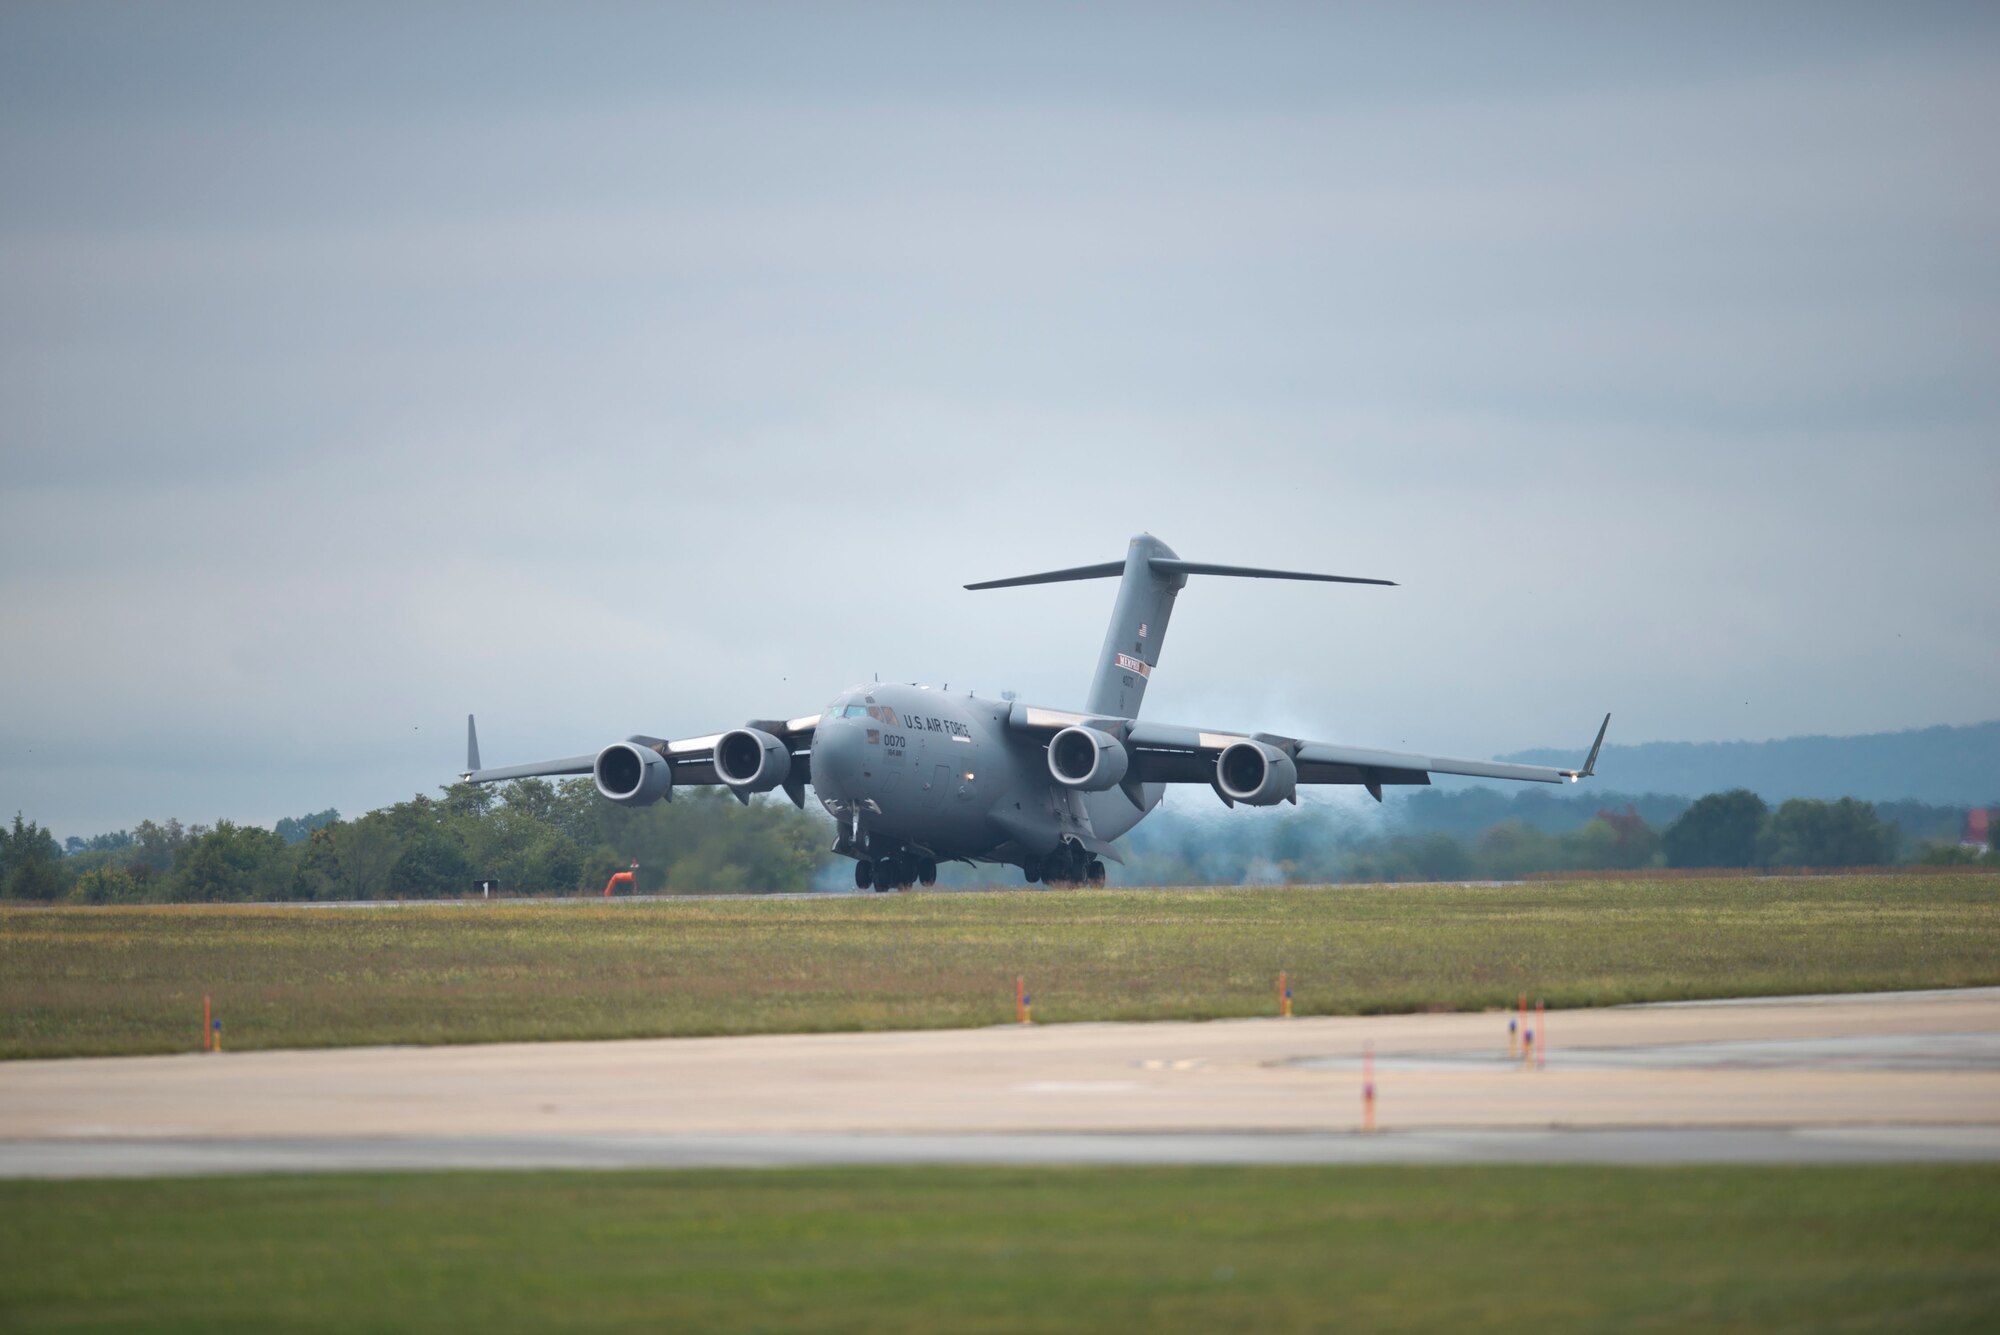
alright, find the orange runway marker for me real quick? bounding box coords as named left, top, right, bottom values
left=1279, top=971, right=1292, bottom=1019
left=1536, top=999, right=1547, bottom=1070
left=202, top=995, right=211, bottom=1052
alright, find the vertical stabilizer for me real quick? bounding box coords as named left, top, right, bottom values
left=1085, top=535, right=1186, bottom=719
left=963, top=535, right=1391, bottom=721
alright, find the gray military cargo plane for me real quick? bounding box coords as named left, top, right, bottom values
left=462, top=534, right=1608, bottom=890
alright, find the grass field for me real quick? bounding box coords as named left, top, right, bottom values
left=3, top=1165, right=1996, bottom=1332
left=5, top=874, right=1997, bottom=1059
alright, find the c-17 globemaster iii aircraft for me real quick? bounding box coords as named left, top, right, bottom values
left=462, top=534, right=1608, bottom=890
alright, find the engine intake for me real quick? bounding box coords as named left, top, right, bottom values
left=1047, top=726, right=1130, bottom=792
left=594, top=742, right=673, bottom=806
left=1215, top=739, right=1297, bottom=806
left=714, top=727, right=792, bottom=793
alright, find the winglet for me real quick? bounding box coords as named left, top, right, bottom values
left=1562, top=713, right=1611, bottom=782
left=465, top=714, right=482, bottom=780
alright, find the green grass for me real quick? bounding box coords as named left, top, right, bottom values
left=2, top=1166, right=1996, bottom=1332
left=4, top=874, right=1998, bottom=1059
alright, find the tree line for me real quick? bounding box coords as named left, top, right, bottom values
left=1114, top=789, right=1995, bottom=885
left=6, top=781, right=828, bottom=904
left=3, top=785, right=1993, bottom=903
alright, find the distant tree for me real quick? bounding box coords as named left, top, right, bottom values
left=130, top=819, right=189, bottom=875
left=1586, top=805, right=1662, bottom=869
left=330, top=816, right=400, bottom=900
left=1758, top=797, right=1897, bottom=868
left=274, top=808, right=341, bottom=845
left=67, top=863, right=145, bottom=904
left=1662, top=790, right=1769, bottom=868
left=2, top=813, right=68, bottom=901
left=1405, top=831, right=1473, bottom=881
left=1474, top=821, right=1560, bottom=881
left=389, top=832, right=473, bottom=898
left=167, top=821, right=295, bottom=902
left=291, top=823, right=347, bottom=900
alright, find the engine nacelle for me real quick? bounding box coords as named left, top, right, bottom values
left=1215, top=739, right=1297, bottom=806
left=1047, top=725, right=1130, bottom=792
left=594, top=741, right=673, bottom=806
left=714, top=727, right=792, bottom=794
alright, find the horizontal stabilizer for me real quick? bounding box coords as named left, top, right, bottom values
left=966, top=556, right=1393, bottom=591
left=964, top=561, right=1126, bottom=590
left=1148, top=559, right=1395, bottom=587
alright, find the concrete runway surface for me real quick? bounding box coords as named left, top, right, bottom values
left=5, top=988, right=1997, bottom=1177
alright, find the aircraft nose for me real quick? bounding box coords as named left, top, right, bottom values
left=811, top=719, right=864, bottom=794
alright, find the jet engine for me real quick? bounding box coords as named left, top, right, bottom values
left=1215, top=739, right=1297, bottom=806
left=1046, top=725, right=1130, bottom=792
left=713, top=727, right=792, bottom=794
left=594, top=741, right=673, bottom=806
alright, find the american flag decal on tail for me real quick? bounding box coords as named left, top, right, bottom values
left=1115, top=653, right=1150, bottom=678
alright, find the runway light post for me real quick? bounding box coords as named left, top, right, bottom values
left=1279, top=971, right=1292, bottom=1019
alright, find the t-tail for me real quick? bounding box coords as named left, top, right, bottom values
left=965, top=533, right=1395, bottom=719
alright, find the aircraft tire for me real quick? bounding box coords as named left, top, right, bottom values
left=873, top=856, right=903, bottom=892
left=918, top=858, right=937, bottom=886
left=854, top=860, right=873, bottom=891
left=1087, top=859, right=1106, bottom=886
left=1022, top=857, right=1042, bottom=884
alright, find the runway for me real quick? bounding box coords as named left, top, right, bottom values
left=5, top=988, right=1997, bottom=1177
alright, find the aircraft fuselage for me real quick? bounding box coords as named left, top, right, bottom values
left=810, top=683, right=1156, bottom=875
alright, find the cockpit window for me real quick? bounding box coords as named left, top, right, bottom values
left=827, top=702, right=894, bottom=721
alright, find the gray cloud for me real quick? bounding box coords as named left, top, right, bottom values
left=3, top=3, right=1996, bottom=835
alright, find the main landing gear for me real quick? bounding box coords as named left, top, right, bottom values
left=1024, top=842, right=1105, bottom=887
left=854, top=855, right=938, bottom=893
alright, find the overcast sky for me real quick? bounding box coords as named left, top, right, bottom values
left=4, top=2, right=1996, bottom=837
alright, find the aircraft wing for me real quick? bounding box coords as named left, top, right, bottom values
left=1009, top=703, right=1608, bottom=799
left=458, top=714, right=821, bottom=802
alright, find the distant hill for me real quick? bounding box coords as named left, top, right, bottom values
left=1494, top=721, right=2000, bottom=806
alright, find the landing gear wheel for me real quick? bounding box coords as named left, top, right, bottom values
left=918, top=858, right=937, bottom=887
left=1086, top=859, right=1106, bottom=886
left=873, top=856, right=903, bottom=892
left=1022, top=857, right=1042, bottom=885
left=854, top=860, right=873, bottom=891
left=1047, top=842, right=1083, bottom=886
